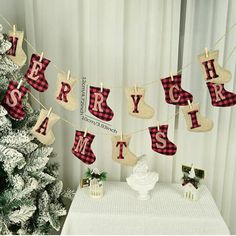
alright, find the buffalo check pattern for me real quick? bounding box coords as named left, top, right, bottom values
left=25, top=54, right=50, bottom=92
left=148, top=125, right=177, bottom=156
left=88, top=86, right=114, bottom=121
left=207, top=82, right=236, bottom=107
left=7, top=36, right=18, bottom=56
left=1, top=80, right=28, bottom=120
left=161, top=74, right=193, bottom=106
left=72, top=130, right=96, bottom=165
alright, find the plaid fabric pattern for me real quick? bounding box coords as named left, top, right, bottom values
left=72, top=130, right=96, bottom=165
left=88, top=86, right=114, bottom=121
left=25, top=54, right=50, bottom=92
left=7, top=36, right=18, bottom=56
left=148, top=125, right=177, bottom=156
left=161, top=74, right=193, bottom=106
left=1, top=80, right=28, bottom=120
left=116, top=141, right=127, bottom=159
left=207, top=82, right=236, bottom=107
left=187, top=110, right=201, bottom=129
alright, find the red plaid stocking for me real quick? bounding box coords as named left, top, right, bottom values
left=24, top=54, right=50, bottom=92
left=161, top=74, right=193, bottom=106
left=206, top=82, right=236, bottom=107
left=148, top=125, right=177, bottom=156
left=88, top=86, right=114, bottom=121
left=72, top=130, right=96, bottom=165
left=1, top=80, right=28, bottom=120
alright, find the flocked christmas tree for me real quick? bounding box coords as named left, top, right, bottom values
left=0, top=25, right=73, bottom=235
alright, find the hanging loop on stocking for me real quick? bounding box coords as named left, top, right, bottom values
left=156, top=121, right=160, bottom=131
left=170, top=72, right=174, bottom=81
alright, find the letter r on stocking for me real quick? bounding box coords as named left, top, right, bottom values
left=212, top=84, right=226, bottom=102
left=57, top=82, right=71, bottom=103
left=92, top=93, right=104, bottom=112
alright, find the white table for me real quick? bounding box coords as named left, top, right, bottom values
left=61, top=182, right=230, bottom=235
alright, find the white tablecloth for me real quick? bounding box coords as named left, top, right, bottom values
left=61, top=182, right=230, bottom=235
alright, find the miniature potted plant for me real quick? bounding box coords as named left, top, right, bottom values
left=182, top=164, right=204, bottom=201
left=85, top=168, right=107, bottom=198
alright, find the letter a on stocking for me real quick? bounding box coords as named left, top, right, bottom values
left=125, top=87, right=154, bottom=119
left=72, top=130, right=96, bottom=165
left=7, top=30, right=27, bottom=67
left=111, top=135, right=137, bottom=166
left=55, top=72, right=79, bottom=111
left=1, top=80, right=28, bottom=120
left=198, top=50, right=231, bottom=84
left=32, top=109, right=60, bottom=145
left=24, top=54, right=50, bottom=92
left=149, top=125, right=177, bottom=156
left=88, top=86, right=114, bottom=121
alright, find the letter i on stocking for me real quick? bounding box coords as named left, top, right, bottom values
left=181, top=101, right=213, bottom=132
left=24, top=53, right=50, bottom=92
left=32, top=108, right=60, bottom=145
left=112, top=134, right=137, bottom=166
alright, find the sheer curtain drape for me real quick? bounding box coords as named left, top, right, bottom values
left=0, top=0, right=235, bottom=233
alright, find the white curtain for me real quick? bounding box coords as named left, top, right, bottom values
left=0, top=0, right=236, bottom=233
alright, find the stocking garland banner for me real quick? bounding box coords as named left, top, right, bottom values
left=1, top=18, right=236, bottom=166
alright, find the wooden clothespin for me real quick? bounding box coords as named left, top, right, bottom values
left=187, top=100, right=193, bottom=109
left=204, top=47, right=209, bottom=58
left=46, top=107, right=52, bottom=118
left=120, top=131, right=123, bottom=141
left=13, top=25, right=16, bottom=36
left=170, top=72, right=174, bottom=81
left=157, top=121, right=160, bottom=130
left=39, top=52, right=44, bottom=62
left=100, top=82, right=103, bottom=93
left=83, top=127, right=88, bottom=137
left=17, top=80, right=23, bottom=90
left=134, top=81, right=138, bottom=94
left=67, top=70, right=71, bottom=80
